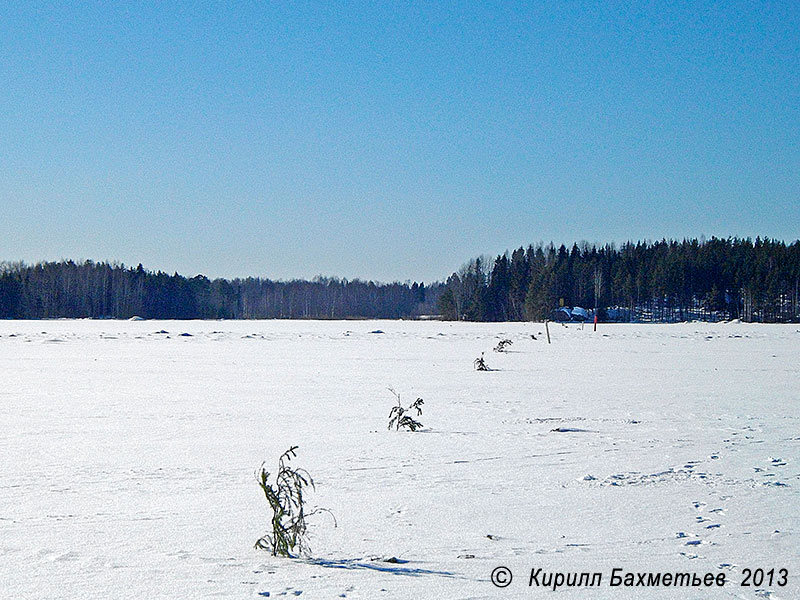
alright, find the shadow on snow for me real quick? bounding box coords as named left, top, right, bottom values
left=306, top=557, right=462, bottom=579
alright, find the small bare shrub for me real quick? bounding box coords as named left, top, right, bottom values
left=493, top=339, right=513, bottom=352
left=255, top=446, right=334, bottom=557
left=387, top=388, right=424, bottom=431
left=474, top=352, right=490, bottom=371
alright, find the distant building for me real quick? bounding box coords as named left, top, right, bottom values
left=549, top=306, right=589, bottom=322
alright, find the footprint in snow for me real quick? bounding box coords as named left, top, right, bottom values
left=54, top=550, right=80, bottom=562
left=551, top=427, right=596, bottom=433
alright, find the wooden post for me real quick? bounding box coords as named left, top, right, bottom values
left=545, top=320, right=551, bottom=344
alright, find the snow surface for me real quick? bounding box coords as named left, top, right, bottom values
left=1, top=320, right=798, bottom=599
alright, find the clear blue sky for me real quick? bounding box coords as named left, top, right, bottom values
left=1, top=1, right=798, bottom=282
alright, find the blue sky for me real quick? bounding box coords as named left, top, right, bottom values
left=1, top=1, right=798, bottom=282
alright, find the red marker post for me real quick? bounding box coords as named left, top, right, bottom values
left=593, top=314, right=598, bottom=332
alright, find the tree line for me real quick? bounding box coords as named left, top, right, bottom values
left=0, top=261, right=439, bottom=320
left=437, top=237, right=800, bottom=323
left=2, top=237, right=798, bottom=322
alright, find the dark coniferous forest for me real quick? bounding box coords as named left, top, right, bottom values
left=1, top=237, right=799, bottom=322
left=438, top=237, right=800, bottom=323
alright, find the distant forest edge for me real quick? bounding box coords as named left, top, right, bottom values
left=438, top=237, right=800, bottom=323
left=0, top=262, right=440, bottom=320
left=1, top=237, right=799, bottom=322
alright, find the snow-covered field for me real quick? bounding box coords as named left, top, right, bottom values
left=1, top=320, right=798, bottom=599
